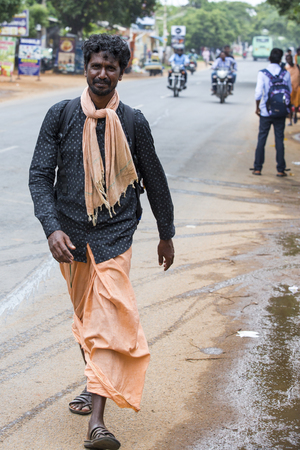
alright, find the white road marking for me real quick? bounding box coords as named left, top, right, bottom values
left=0, top=197, right=32, bottom=205
left=0, top=255, right=56, bottom=317
left=133, top=104, right=144, bottom=109
left=0, top=145, right=19, bottom=154
left=150, top=109, right=169, bottom=127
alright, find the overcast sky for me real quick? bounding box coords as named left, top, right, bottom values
left=165, top=0, right=265, bottom=6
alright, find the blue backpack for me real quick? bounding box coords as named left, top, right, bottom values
left=262, top=68, right=290, bottom=118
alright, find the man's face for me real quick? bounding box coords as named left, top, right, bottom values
left=220, top=52, right=226, bottom=61
left=177, top=49, right=183, bottom=56
left=224, top=46, right=230, bottom=55
left=286, top=55, right=292, bottom=65
left=85, top=51, right=123, bottom=97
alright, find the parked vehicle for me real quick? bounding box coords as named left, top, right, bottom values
left=144, top=62, right=163, bottom=76
left=167, top=64, right=186, bottom=97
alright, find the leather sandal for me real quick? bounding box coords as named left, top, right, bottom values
left=69, top=386, right=92, bottom=415
left=84, top=425, right=121, bottom=449
left=276, top=172, right=288, bottom=177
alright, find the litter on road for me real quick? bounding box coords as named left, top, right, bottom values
left=237, top=331, right=259, bottom=338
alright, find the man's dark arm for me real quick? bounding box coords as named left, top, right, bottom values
left=255, top=99, right=260, bottom=116
left=29, top=102, right=76, bottom=263
left=134, top=111, right=175, bottom=270
left=29, top=106, right=62, bottom=237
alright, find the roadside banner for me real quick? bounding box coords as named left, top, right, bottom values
left=171, top=25, right=186, bottom=48
left=75, top=40, right=84, bottom=74
left=57, top=37, right=75, bottom=73
left=0, top=10, right=29, bottom=37
left=18, top=38, right=41, bottom=76
left=0, top=37, right=17, bottom=77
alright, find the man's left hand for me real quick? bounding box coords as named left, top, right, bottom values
left=158, top=239, right=174, bottom=271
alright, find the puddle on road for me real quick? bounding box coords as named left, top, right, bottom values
left=239, top=285, right=300, bottom=449
left=278, top=232, right=300, bottom=256
left=194, top=284, right=300, bottom=450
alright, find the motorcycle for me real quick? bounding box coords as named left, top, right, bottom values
left=167, top=64, right=186, bottom=97
left=215, top=68, right=232, bottom=103
left=187, top=60, right=197, bottom=75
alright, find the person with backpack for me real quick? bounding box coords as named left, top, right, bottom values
left=252, top=48, right=292, bottom=177
left=29, top=33, right=175, bottom=450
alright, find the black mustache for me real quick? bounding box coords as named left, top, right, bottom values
left=93, top=79, right=111, bottom=86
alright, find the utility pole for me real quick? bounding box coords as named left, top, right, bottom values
left=41, top=0, right=46, bottom=48
left=163, top=0, right=167, bottom=64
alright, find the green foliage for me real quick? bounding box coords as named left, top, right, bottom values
left=155, top=0, right=300, bottom=52
left=165, top=1, right=255, bottom=50
left=28, top=3, right=49, bottom=37
left=267, top=0, right=300, bottom=23
left=251, top=2, right=300, bottom=49
left=50, top=0, right=156, bottom=35
left=178, top=8, right=237, bottom=49
left=0, top=0, right=22, bottom=23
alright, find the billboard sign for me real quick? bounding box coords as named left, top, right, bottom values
left=57, top=37, right=75, bottom=73
left=18, top=38, right=41, bottom=76
left=0, top=37, right=17, bottom=76
left=0, top=10, right=29, bottom=37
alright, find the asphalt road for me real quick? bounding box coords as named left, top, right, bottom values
left=1, top=60, right=300, bottom=449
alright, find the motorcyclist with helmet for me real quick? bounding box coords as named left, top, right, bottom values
left=188, top=49, right=198, bottom=67
left=211, top=50, right=237, bottom=94
left=168, top=45, right=190, bottom=89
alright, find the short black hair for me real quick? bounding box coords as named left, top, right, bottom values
left=82, top=34, right=131, bottom=72
left=269, top=48, right=283, bottom=64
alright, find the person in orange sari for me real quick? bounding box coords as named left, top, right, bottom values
left=286, top=54, right=300, bottom=125
left=29, top=34, right=175, bottom=449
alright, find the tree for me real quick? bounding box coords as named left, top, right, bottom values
left=267, top=0, right=300, bottom=23
left=0, top=0, right=22, bottom=24
left=251, top=2, right=300, bottom=49
left=173, top=8, right=238, bottom=50
left=50, top=0, right=156, bottom=35
left=28, top=4, right=49, bottom=37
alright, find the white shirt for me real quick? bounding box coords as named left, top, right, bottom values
left=211, top=56, right=237, bottom=71
left=169, top=53, right=190, bottom=66
left=255, top=63, right=292, bottom=117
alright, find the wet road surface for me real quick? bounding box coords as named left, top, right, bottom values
left=1, top=59, right=300, bottom=449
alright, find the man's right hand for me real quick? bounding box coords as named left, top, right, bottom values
left=48, top=230, right=76, bottom=264
left=255, top=107, right=261, bottom=116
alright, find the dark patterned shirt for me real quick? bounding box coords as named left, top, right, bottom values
left=29, top=100, right=175, bottom=264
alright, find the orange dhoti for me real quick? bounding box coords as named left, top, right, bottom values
left=60, top=244, right=150, bottom=412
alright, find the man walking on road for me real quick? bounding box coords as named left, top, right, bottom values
left=29, top=34, right=175, bottom=449
left=252, top=48, right=292, bottom=177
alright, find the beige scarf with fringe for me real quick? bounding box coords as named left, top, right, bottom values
left=80, top=87, right=138, bottom=225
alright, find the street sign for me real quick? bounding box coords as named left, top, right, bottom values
left=171, top=26, right=186, bottom=37
left=18, top=38, right=41, bottom=76
left=0, top=10, right=29, bottom=37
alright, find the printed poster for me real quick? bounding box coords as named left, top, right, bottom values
left=171, top=25, right=186, bottom=48
left=0, top=10, right=29, bottom=37
left=18, top=38, right=41, bottom=76
left=0, top=37, right=17, bottom=76
left=57, top=37, right=75, bottom=73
